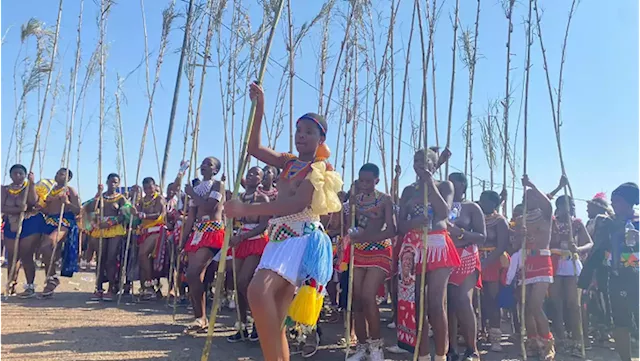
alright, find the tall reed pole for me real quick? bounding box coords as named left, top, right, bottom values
left=140, top=0, right=162, bottom=178
left=395, top=1, right=417, bottom=187
left=160, top=0, right=195, bottom=190
left=463, top=0, right=480, bottom=184
left=200, top=2, right=286, bottom=359
left=502, top=0, right=515, bottom=215
left=520, top=0, right=533, bottom=358
left=323, top=2, right=355, bottom=119
left=535, top=0, right=584, bottom=356
left=4, top=0, right=64, bottom=297
left=286, top=0, right=294, bottom=153
left=95, top=0, right=109, bottom=294
left=413, top=1, right=430, bottom=359
left=46, top=0, right=84, bottom=280
left=444, top=0, right=460, bottom=178
left=344, top=20, right=359, bottom=361
left=389, top=0, right=396, bottom=199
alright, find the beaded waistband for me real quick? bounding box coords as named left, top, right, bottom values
left=353, top=239, right=392, bottom=251
left=194, top=220, right=224, bottom=232
left=267, top=209, right=321, bottom=243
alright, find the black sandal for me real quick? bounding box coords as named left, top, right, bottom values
left=39, top=277, right=60, bottom=298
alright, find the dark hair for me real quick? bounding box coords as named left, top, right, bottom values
left=359, top=163, right=380, bottom=178
left=59, top=168, right=73, bottom=180
left=191, top=178, right=201, bottom=187
left=414, top=148, right=438, bottom=165
left=556, top=195, right=576, bottom=216
left=10, top=164, right=27, bottom=174
left=449, top=172, right=468, bottom=193
left=612, top=182, right=640, bottom=206
left=142, top=177, right=156, bottom=185
left=107, top=173, right=120, bottom=181
left=298, top=112, right=328, bottom=136
left=481, top=190, right=501, bottom=209
left=205, top=156, right=222, bottom=173
left=263, top=165, right=279, bottom=178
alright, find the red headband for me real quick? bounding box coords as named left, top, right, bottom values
left=297, top=114, right=326, bottom=136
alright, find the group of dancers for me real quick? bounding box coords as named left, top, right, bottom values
left=2, top=82, right=638, bottom=361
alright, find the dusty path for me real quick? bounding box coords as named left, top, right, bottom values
left=1, top=269, right=633, bottom=361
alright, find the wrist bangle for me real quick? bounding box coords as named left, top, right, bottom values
left=458, top=228, right=465, bottom=240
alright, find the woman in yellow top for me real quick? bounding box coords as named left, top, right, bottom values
left=225, top=83, right=342, bottom=361
left=133, top=177, right=166, bottom=300
left=83, top=173, right=128, bottom=301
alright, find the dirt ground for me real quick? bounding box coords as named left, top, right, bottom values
left=1, top=268, right=635, bottom=361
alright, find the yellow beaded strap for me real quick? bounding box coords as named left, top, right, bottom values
left=142, top=193, right=159, bottom=208
left=49, top=186, right=67, bottom=197
left=7, top=182, right=27, bottom=195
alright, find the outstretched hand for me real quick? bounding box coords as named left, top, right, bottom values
left=27, top=172, right=35, bottom=184
left=249, top=82, right=264, bottom=104
left=558, top=174, right=569, bottom=188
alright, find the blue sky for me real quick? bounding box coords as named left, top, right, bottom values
left=2, top=0, right=638, bottom=218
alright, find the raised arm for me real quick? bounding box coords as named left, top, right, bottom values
left=247, top=82, right=290, bottom=169
left=522, top=175, right=552, bottom=218
left=547, top=175, right=569, bottom=200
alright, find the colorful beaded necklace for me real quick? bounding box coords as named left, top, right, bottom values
left=7, top=181, right=27, bottom=195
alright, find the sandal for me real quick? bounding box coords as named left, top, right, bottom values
left=39, top=276, right=60, bottom=298
left=17, top=284, right=36, bottom=299
left=183, top=319, right=209, bottom=335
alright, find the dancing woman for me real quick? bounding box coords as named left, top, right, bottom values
left=396, top=148, right=460, bottom=361
left=446, top=172, right=486, bottom=361
left=181, top=157, right=225, bottom=333
left=84, top=173, right=130, bottom=301
left=548, top=195, right=592, bottom=355
left=225, top=83, right=342, bottom=361
left=39, top=168, right=82, bottom=298
left=134, top=177, right=167, bottom=300
left=346, top=163, right=397, bottom=361
left=477, top=190, right=511, bottom=352
left=2, top=165, right=43, bottom=297
left=227, top=166, right=270, bottom=343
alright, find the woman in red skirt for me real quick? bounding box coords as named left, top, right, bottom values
left=396, top=148, right=460, bottom=361
left=227, top=166, right=270, bottom=343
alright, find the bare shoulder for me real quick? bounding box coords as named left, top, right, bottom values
left=256, top=192, right=269, bottom=203
left=67, top=186, right=79, bottom=196
left=212, top=180, right=223, bottom=191
left=437, top=180, right=454, bottom=193
left=400, top=184, right=416, bottom=201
